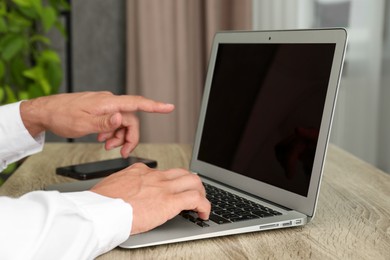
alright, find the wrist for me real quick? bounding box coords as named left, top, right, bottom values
left=20, top=98, right=46, bottom=137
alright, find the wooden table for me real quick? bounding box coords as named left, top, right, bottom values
left=1, top=143, right=389, bottom=259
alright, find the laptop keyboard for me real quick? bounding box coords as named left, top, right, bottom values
left=180, top=182, right=282, bottom=227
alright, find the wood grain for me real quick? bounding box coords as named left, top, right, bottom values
left=1, top=143, right=389, bottom=259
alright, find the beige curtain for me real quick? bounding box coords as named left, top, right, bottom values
left=126, top=0, right=252, bottom=143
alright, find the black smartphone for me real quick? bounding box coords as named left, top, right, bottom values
left=56, top=157, right=158, bottom=180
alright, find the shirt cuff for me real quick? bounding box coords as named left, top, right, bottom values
left=0, top=101, right=45, bottom=169
left=62, top=191, right=133, bottom=252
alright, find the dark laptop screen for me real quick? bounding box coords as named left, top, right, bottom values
left=198, top=43, right=335, bottom=197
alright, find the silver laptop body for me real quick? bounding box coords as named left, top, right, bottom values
left=47, top=29, right=347, bottom=249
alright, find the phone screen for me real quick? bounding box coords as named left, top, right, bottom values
left=56, top=157, right=157, bottom=180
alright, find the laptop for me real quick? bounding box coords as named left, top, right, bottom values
left=46, top=28, right=348, bottom=249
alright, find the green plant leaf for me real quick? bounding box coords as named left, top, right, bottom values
left=0, top=60, right=5, bottom=80
left=0, top=2, right=6, bottom=16
left=60, top=0, right=71, bottom=11
left=30, top=34, right=51, bottom=45
left=10, top=57, right=28, bottom=90
left=54, top=20, right=67, bottom=38
left=48, top=0, right=70, bottom=11
left=2, top=162, right=17, bottom=174
left=0, top=34, right=26, bottom=61
left=18, top=6, right=39, bottom=19
left=41, top=6, right=56, bottom=32
left=2, top=0, right=67, bottom=104
left=38, top=50, right=63, bottom=92
left=27, top=83, right=45, bottom=98
left=12, top=0, right=33, bottom=8
left=23, top=66, right=51, bottom=95
left=13, top=1, right=42, bottom=20
left=39, top=78, right=51, bottom=95
left=4, top=85, right=18, bottom=103
left=45, top=61, right=62, bottom=92
left=23, top=66, right=41, bottom=81
left=40, top=49, right=60, bottom=63
left=0, top=87, right=4, bottom=103
left=18, top=90, right=29, bottom=100
left=0, top=17, right=7, bottom=33
left=32, top=0, right=44, bottom=16
left=6, top=11, right=33, bottom=33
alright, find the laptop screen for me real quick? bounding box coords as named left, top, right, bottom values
left=198, top=43, right=336, bottom=197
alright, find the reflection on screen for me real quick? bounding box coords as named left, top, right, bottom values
left=198, top=43, right=335, bottom=196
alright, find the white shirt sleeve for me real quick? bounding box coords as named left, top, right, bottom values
left=0, top=191, right=133, bottom=260
left=0, top=102, right=134, bottom=259
left=0, top=101, right=45, bottom=171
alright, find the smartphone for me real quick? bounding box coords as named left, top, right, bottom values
left=56, top=157, right=158, bottom=180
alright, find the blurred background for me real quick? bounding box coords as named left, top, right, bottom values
left=47, top=0, right=390, bottom=174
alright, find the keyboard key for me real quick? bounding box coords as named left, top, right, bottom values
left=180, top=211, right=198, bottom=222
left=230, top=214, right=259, bottom=222
left=181, top=183, right=282, bottom=226
left=213, top=209, right=226, bottom=215
left=221, top=213, right=239, bottom=219
left=209, top=213, right=231, bottom=224
left=251, top=210, right=274, bottom=218
left=196, top=221, right=210, bottom=228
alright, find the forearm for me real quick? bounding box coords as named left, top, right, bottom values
left=0, top=191, right=132, bottom=260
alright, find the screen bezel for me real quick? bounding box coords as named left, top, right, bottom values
left=190, top=29, right=347, bottom=217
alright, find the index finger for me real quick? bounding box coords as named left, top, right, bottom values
left=116, top=95, right=175, bottom=114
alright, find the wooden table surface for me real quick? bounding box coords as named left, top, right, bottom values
left=1, top=143, right=389, bottom=259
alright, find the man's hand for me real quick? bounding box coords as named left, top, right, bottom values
left=90, top=163, right=211, bottom=235
left=20, top=92, right=174, bottom=157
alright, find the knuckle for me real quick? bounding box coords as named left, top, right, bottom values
left=195, top=190, right=204, bottom=200
left=190, top=190, right=203, bottom=201
left=188, top=174, right=202, bottom=186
